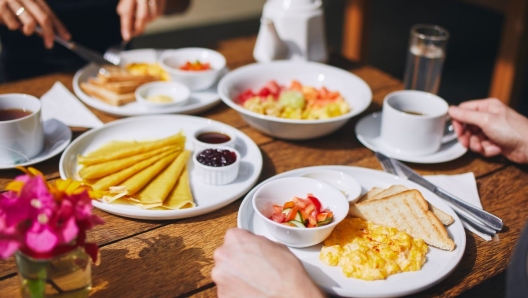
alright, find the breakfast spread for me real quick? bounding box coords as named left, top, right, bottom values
left=80, top=64, right=168, bottom=107
left=76, top=132, right=195, bottom=210
left=268, top=194, right=334, bottom=228
left=320, top=217, right=428, bottom=280
left=236, top=80, right=350, bottom=120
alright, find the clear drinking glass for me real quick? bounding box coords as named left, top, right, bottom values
left=403, top=24, right=449, bottom=94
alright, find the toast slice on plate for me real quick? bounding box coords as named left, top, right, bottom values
left=80, top=82, right=136, bottom=106
left=349, top=189, right=456, bottom=251
left=358, top=185, right=454, bottom=226
left=88, top=77, right=146, bottom=94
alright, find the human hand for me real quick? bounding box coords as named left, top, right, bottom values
left=448, top=98, right=528, bottom=164
left=212, top=228, right=324, bottom=298
left=117, top=0, right=166, bottom=41
left=0, top=0, right=70, bottom=49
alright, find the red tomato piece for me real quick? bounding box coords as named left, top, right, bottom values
left=265, top=80, right=280, bottom=96
left=308, top=212, right=317, bottom=226
left=299, top=209, right=309, bottom=222
left=272, top=205, right=282, bottom=214
left=258, top=87, right=271, bottom=97
left=237, top=89, right=255, bottom=104
left=270, top=212, right=285, bottom=223
left=304, top=203, right=315, bottom=216
left=290, top=80, right=303, bottom=92
left=307, top=194, right=322, bottom=212
left=316, top=212, right=328, bottom=222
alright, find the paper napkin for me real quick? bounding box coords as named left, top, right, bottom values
left=41, top=82, right=104, bottom=128
left=425, top=173, right=493, bottom=241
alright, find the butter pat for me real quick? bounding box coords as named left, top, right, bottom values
left=147, top=94, right=174, bottom=103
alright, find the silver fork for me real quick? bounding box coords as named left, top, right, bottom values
left=103, top=40, right=128, bottom=66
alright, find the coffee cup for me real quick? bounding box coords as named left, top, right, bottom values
left=0, top=94, right=44, bottom=164
left=380, top=90, right=454, bottom=156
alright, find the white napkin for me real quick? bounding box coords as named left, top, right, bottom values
left=41, top=82, right=104, bottom=128
left=424, top=173, right=493, bottom=241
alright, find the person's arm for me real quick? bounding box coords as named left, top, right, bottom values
left=448, top=97, right=528, bottom=164
left=212, top=228, right=325, bottom=298
left=0, top=0, right=70, bottom=48
left=117, top=0, right=190, bottom=41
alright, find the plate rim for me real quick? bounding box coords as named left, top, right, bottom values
left=0, top=119, right=72, bottom=170
left=355, top=112, right=468, bottom=164
left=237, top=165, right=466, bottom=297
left=59, top=114, right=263, bottom=220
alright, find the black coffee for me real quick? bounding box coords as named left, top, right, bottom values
left=0, top=108, right=32, bottom=121
left=402, top=110, right=424, bottom=116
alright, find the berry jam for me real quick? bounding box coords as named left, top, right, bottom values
left=197, top=149, right=237, bottom=167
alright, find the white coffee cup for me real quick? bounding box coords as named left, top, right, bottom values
left=0, top=94, right=44, bottom=164
left=380, top=90, right=453, bottom=156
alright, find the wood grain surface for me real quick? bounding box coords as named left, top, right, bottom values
left=0, top=36, right=526, bottom=298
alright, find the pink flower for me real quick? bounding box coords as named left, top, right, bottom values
left=0, top=172, right=103, bottom=260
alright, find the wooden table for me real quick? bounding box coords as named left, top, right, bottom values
left=0, top=36, right=527, bottom=298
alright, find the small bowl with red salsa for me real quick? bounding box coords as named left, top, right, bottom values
left=252, top=176, right=349, bottom=248
left=158, top=48, right=226, bottom=91
left=193, top=147, right=240, bottom=185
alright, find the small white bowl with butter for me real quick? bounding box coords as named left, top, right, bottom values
left=136, top=81, right=191, bottom=109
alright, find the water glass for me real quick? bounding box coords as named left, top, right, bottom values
left=403, top=24, right=449, bottom=94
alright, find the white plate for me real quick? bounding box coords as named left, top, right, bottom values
left=238, top=165, right=466, bottom=298
left=59, top=115, right=263, bottom=220
left=355, top=112, right=467, bottom=164
left=72, top=49, right=225, bottom=117
left=0, top=119, right=71, bottom=170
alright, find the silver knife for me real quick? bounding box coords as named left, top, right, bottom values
left=375, top=152, right=503, bottom=231
left=35, top=27, right=118, bottom=66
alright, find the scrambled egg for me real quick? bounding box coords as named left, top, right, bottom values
left=126, top=63, right=170, bottom=81
left=320, top=217, right=428, bottom=280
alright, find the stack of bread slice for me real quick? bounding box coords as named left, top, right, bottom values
left=80, top=66, right=160, bottom=106
left=349, top=185, right=455, bottom=251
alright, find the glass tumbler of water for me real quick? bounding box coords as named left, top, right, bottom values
left=403, top=24, right=449, bottom=94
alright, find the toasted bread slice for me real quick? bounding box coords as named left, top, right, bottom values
left=80, top=82, right=136, bottom=106
left=357, top=187, right=384, bottom=203
left=349, top=189, right=455, bottom=251
left=88, top=77, right=146, bottom=94
left=98, top=66, right=159, bottom=83
left=363, top=185, right=454, bottom=226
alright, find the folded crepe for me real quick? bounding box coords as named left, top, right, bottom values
left=161, top=166, right=195, bottom=210
left=79, top=146, right=175, bottom=179
left=121, top=151, right=180, bottom=195
left=88, top=150, right=178, bottom=191
left=136, top=150, right=191, bottom=208
left=78, top=132, right=185, bottom=166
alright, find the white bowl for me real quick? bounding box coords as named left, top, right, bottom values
left=192, top=122, right=237, bottom=154
left=159, top=48, right=226, bottom=91
left=193, top=147, right=240, bottom=185
left=252, top=176, right=349, bottom=248
left=217, top=61, right=372, bottom=140
left=135, top=81, right=191, bottom=109
left=301, top=170, right=362, bottom=203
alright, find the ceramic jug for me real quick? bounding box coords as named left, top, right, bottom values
left=253, top=0, right=328, bottom=63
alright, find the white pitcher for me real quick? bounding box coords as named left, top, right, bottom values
left=253, top=0, right=328, bottom=63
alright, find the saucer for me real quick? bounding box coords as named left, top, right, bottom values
left=0, top=119, right=72, bottom=169
left=355, top=112, right=467, bottom=164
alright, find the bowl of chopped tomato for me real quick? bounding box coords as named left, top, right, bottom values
left=159, top=48, right=226, bottom=91
left=252, top=176, right=349, bottom=248
left=217, top=61, right=372, bottom=140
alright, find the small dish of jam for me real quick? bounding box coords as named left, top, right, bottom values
left=193, top=124, right=237, bottom=153
left=193, top=147, right=240, bottom=185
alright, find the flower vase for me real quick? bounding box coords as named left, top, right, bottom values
left=15, top=247, right=92, bottom=298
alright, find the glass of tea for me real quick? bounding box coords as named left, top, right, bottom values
left=403, top=24, right=449, bottom=95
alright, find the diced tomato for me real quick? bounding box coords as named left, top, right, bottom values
left=327, top=91, right=341, bottom=100
left=290, top=80, right=303, bottom=92
left=283, top=201, right=295, bottom=209
left=307, top=194, right=322, bottom=212
left=285, top=206, right=299, bottom=222
left=237, top=89, right=255, bottom=104
left=270, top=212, right=285, bottom=223
left=308, top=212, right=317, bottom=226
left=272, top=205, right=282, bottom=214
left=258, top=87, right=271, bottom=97
left=304, top=203, right=315, bottom=216
left=318, top=87, right=330, bottom=99
left=265, top=80, right=280, bottom=96
left=299, top=209, right=309, bottom=222
left=295, top=200, right=308, bottom=209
